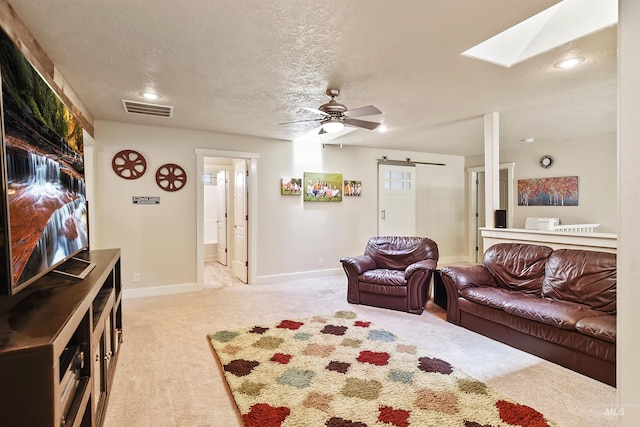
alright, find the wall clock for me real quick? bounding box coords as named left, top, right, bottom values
left=539, top=155, right=554, bottom=169
left=155, top=163, right=187, bottom=192
left=112, top=150, right=147, bottom=179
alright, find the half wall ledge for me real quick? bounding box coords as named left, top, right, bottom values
left=480, top=227, right=617, bottom=254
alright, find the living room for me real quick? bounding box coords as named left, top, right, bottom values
left=0, top=1, right=638, bottom=426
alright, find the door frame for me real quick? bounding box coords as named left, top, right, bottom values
left=467, top=162, right=515, bottom=262
left=196, top=149, right=258, bottom=288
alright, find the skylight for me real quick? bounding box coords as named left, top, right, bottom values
left=461, top=0, right=618, bottom=68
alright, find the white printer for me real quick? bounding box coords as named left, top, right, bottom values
left=524, top=217, right=559, bottom=230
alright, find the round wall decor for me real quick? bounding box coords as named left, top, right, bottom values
left=155, top=163, right=187, bottom=192
left=112, top=150, right=147, bottom=179
left=539, top=155, right=554, bottom=168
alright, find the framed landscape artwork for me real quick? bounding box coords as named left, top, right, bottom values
left=518, top=176, right=579, bottom=206
left=303, top=172, right=342, bottom=202
left=281, top=178, right=302, bottom=195
left=344, top=180, right=362, bottom=196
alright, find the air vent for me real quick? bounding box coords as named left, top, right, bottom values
left=122, top=100, right=173, bottom=117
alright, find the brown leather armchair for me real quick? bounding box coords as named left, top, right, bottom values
left=340, top=236, right=439, bottom=314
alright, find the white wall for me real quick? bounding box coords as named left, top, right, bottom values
left=90, top=120, right=466, bottom=291
left=618, top=0, right=640, bottom=422
left=467, top=132, right=617, bottom=232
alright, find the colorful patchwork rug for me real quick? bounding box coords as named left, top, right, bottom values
left=208, top=311, right=557, bottom=427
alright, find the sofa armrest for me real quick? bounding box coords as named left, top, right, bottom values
left=405, top=259, right=437, bottom=278
left=340, top=255, right=376, bottom=305
left=440, top=265, right=496, bottom=291
left=404, top=260, right=436, bottom=314
left=439, top=265, right=496, bottom=324
left=340, top=255, right=376, bottom=275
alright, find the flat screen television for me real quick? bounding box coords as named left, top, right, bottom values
left=0, top=28, right=91, bottom=296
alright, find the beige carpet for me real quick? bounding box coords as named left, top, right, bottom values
left=103, top=264, right=616, bottom=427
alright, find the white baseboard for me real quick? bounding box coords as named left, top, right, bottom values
left=255, top=268, right=343, bottom=285
left=123, top=282, right=201, bottom=299
left=122, top=258, right=466, bottom=298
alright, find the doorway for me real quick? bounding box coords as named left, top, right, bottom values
left=196, top=149, right=258, bottom=289
left=468, top=163, right=514, bottom=263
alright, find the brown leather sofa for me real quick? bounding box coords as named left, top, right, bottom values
left=340, top=236, right=439, bottom=314
left=440, top=243, right=616, bottom=386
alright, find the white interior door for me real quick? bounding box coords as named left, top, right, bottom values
left=232, top=161, right=248, bottom=283
left=378, top=164, right=416, bottom=236
left=216, top=170, right=228, bottom=265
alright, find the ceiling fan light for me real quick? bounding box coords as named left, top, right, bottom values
left=322, top=118, right=344, bottom=133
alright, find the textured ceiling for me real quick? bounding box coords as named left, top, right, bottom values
left=8, top=0, right=617, bottom=156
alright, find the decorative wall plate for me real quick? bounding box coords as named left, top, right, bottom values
left=155, top=163, right=187, bottom=192
left=112, top=150, right=147, bottom=179
left=539, top=155, right=554, bottom=168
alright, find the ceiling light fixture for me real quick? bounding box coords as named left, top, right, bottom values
left=140, top=91, right=159, bottom=100
left=377, top=123, right=390, bottom=133
left=554, top=56, right=585, bottom=69
left=321, top=117, right=344, bottom=133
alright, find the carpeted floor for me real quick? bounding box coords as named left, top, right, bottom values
left=103, top=264, right=617, bottom=426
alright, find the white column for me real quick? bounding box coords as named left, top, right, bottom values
left=618, top=0, right=640, bottom=422
left=483, top=112, right=499, bottom=227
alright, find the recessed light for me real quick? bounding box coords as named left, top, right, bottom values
left=140, top=91, right=159, bottom=100
left=521, top=137, right=535, bottom=143
left=554, top=57, right=585, bottom=69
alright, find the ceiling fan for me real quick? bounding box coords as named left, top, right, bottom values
left=282, top=89, right=382, bottom=135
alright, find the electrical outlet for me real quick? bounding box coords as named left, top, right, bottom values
left=319, top=258, right=324, bottom=267
left=133, top=273, right=140, bottom=282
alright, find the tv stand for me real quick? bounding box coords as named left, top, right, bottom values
left=0, top=249, right=122, bottom=426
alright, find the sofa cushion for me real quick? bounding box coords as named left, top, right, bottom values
left=360, top=269, right=406, bottom=286
left=502, top=296, right=607, bottom=330
left=460, top=287, right=530, bottom=310
left=359, top=282, right=407, bottom=297
left=542, top=249, right=617, bottom=314
left=482, top=243, right=553, bottom=294
left=575, top=315, right=616, bottom=343
left=365, top=236, right=439, bottom=270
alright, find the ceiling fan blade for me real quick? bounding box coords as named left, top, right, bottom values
left=344, top=105, right=382, bottom=118
left=344, top=118, right=381, bottom=130
left=302, top=106, right=330, bottom=116
left=279, top=118, right=322, bottom=125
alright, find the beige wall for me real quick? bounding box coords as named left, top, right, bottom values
left=466, top=132, right=617, bottom=232
left=90, top=120, right=466, bottom=291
